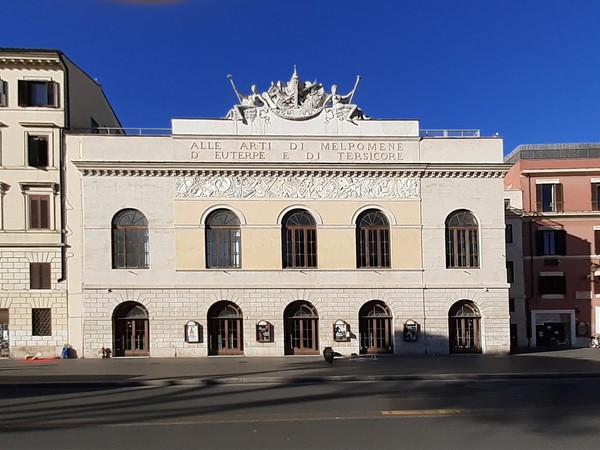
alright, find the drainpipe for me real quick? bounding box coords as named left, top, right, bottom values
left=526, top=175, right=534, bottom=347
left=57, top=52, right=70, bottom=283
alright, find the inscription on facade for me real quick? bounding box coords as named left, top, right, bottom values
left=183, top=139, right=413, bottom=163
left=175, top=175, right=420, bottom=200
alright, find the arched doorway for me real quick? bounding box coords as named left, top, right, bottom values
left=359, top=301, right=393, bottom=354
left=449, top=300, right=482, bottom=353
left=284, top=301, right=319, bottom=355
left=113, top=302, right=149, bottom=357
left=207, top=301, right=243, bottom=355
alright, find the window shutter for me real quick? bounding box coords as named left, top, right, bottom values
left=558, top=276, right=566, bottom=295
left=592, top=184, right=599, bottom=211
left=40, top=196, right=49, bottom=229
left=41, top=263, right=51, bottom=289
left=556, top=230, right=567, bottom=255
left=0, top=80, right=6, bottom=106
left=554, top=183, right=564, bottom=212
left=30, top=196, right=40, bottom=228
left=48, top=81, right=57, bottom=107
left=535, top=184, right=543, bottom=212
left=30, top=263, right=40, bottom=289
left=18, top=80, right=27, bottom=106
left=535, top=230, right=544, bottom=256
left=30, top=263, right=51, bottom=289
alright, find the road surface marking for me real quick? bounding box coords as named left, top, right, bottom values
left=381, top=409, right=469, bottom=416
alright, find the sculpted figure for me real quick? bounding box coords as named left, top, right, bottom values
left=228, top=76, right=270, bottom=107
left=326, top=75, right=361, bottom=107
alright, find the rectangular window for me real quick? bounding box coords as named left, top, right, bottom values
left=0, top=80, right=7, bottom=107
left=592, top=183, right=600, bottom=211
left=536, top=183, right=564, bottom=212
left=27, top=135, right=49, bottom=168
left=29, top=195, right=50, bottom=229
left=536, top=229, right=566, bottom=256
left=539, top=275, right=566, bottom=296
left=505, top=224, right=513, bottom=244
left=595, top=229, right=600, bottom=256
left=32, top=308, right=52, bottom=336
left=18, top=80, right=58, bottom=107
left=507, top=261, right=514, bottom=283
left=30, top=262, right=51, bottom=289
left=509, top=298, right=515, bottom=312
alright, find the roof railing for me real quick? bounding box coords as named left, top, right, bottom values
left=78, top=127, right=172, bottom=136
left=420, top=129, right=480, bottom=138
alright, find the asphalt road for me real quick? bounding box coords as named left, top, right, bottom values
left=1, top=378, right=599, bottom=449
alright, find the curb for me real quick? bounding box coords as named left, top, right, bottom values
left=3, top=371, right=600, bottom=388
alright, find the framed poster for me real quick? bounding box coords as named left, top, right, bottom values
left=403, top=320, right=419, bottom=342
left=256, top=320, right=273, bottom=343
left=334, top=320, right=350, bottom=342
left=185, top=321, right=201, bottom=343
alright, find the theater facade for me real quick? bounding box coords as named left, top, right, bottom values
left=65, top=72, right=510, bottom=358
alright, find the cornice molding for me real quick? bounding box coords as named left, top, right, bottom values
left=0, top=57, right=61, bottom=67
left=72, top=161, right=508, bottom=179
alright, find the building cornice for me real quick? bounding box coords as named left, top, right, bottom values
left=72, top=161, right=508, bottom=178
left=0, top=55, right=61, bottom=67
left=521, top=168, right=600, bottom=176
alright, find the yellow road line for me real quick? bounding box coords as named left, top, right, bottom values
left=381, top=408, right=469, bottom=416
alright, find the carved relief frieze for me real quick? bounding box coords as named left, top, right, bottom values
left=175, top=175, right=420, bottom=200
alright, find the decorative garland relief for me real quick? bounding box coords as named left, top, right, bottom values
left=175, top=175, right=420, bottom=200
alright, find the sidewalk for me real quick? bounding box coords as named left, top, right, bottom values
left=2, top=348, right=600, bottom=387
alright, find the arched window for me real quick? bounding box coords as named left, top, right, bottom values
left=112, top=209, right=149, bottom=269
left=113, top=302, right=149, bottom=356
left=357, top=209, right=390, bottom=268
left=449, top=300, right=481, bottom=353
left=282, top=210, right=317, bottom=268
left=207, top=301, right=243, bottom=355
left=359, top=300, right=393, bottom=354
left=284, top=301, right=319, bottom=355
left=206, top=209, right=241, bottom=268
left=446, top=210, right=479, bottom=268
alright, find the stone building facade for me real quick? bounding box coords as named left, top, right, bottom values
left=0, top=48, right=121, bottom=358
left=65, top=72, right=510, bottom=358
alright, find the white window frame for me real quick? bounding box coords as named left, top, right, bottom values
left=18, top=78, right=59, bottom=108
left=21, top=126, right=56, bottom=168
left=20, top=182, right=58, bottom=231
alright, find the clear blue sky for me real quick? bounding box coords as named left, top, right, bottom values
left=4, top=0, right=600, bottom=153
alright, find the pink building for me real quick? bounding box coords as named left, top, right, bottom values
left=505, top=144, right=600, bottom=348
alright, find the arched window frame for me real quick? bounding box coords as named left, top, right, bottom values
left=356, top=209, right=390, bottom=268
left=205, top=209, right=241, bottom=269
left=282, top=209, right=317, bottom=269
left=112, top=209, right=149, bottom=269
left=445, top=210, right=480, bottom=268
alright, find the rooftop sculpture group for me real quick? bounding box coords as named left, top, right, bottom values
left=227, top=68, right=368, bottom=123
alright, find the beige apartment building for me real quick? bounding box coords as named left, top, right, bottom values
left=65, top=72, right=510, bottom=358
left=0, top=48, right=120, bottom=358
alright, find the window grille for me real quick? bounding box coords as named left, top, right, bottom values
left=32, top=308, right=52, bottom=336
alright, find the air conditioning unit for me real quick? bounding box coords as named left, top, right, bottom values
left=544, top=258, right=560, bottom=266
